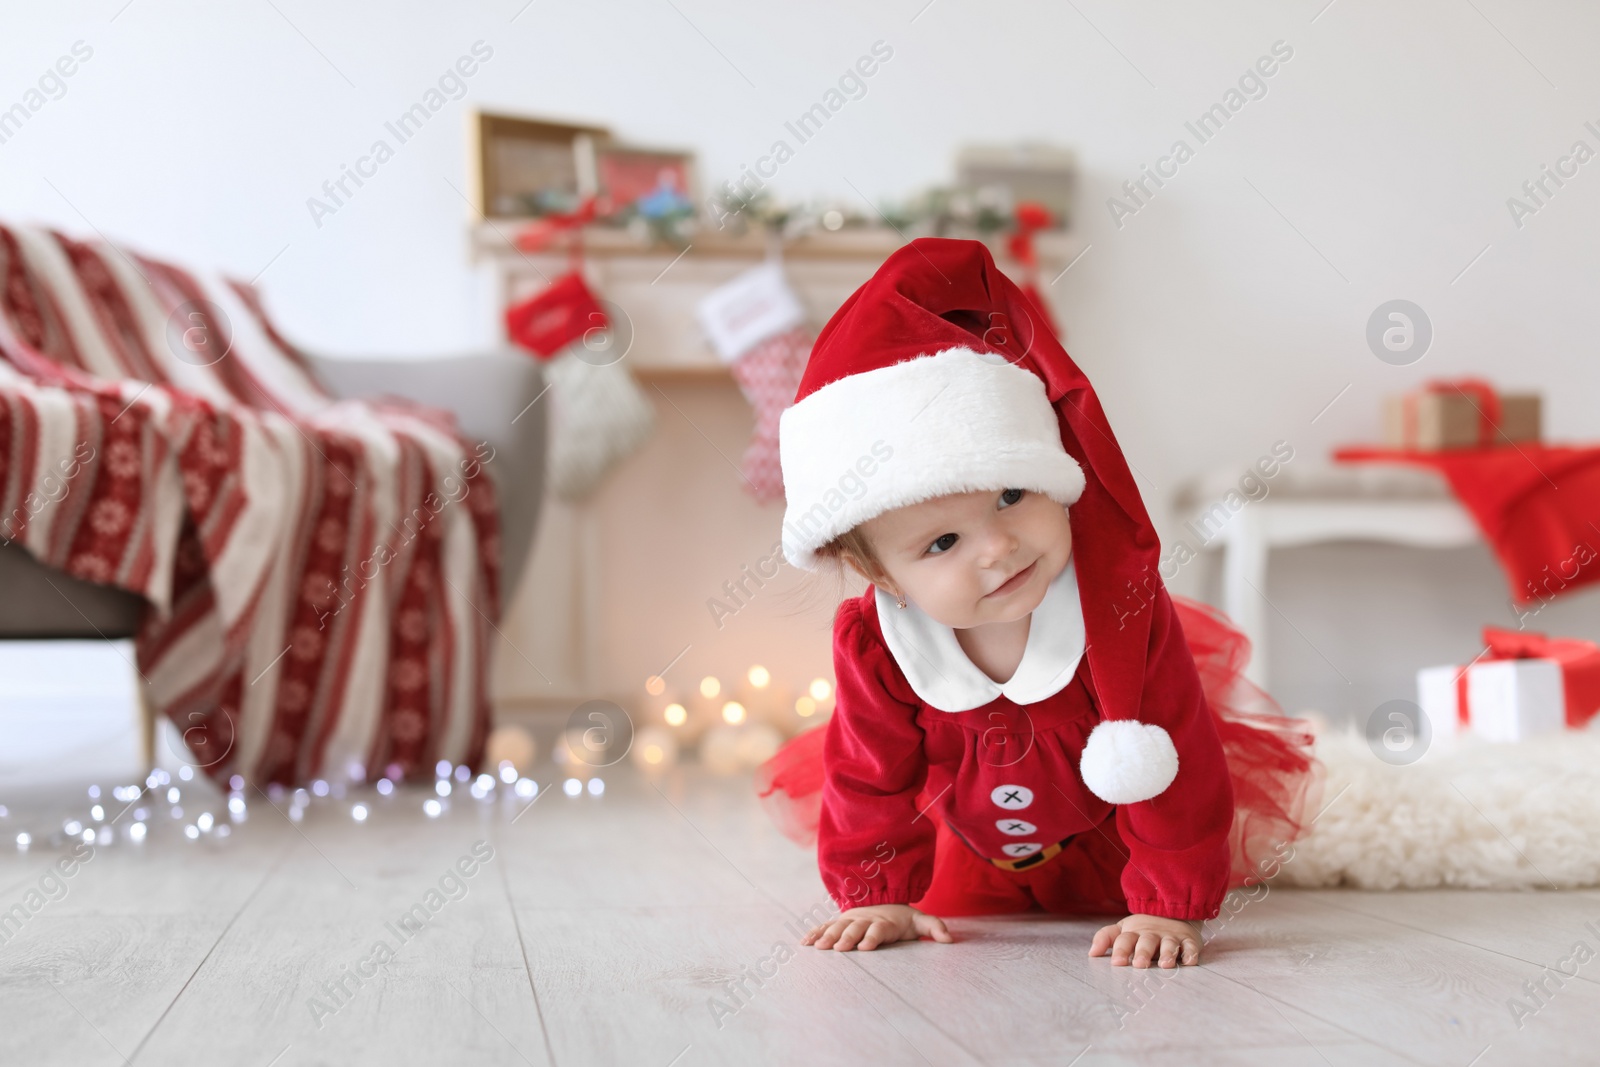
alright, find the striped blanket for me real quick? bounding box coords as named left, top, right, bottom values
left=0, top=223, right=499, bottom=785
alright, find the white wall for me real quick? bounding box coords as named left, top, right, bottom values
left=6, top=0, right=1600, bottom=726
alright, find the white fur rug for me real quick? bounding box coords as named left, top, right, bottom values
left=1275, top=722, right=1600, bottom=890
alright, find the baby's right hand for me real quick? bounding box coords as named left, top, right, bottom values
left=800, top=904, right=954, bottom=951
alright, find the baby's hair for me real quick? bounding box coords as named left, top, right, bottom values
left=810, top=524, right=900, bottom=604
left=771, top=525, right=887, bottom=623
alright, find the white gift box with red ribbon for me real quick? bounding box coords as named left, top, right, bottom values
left=1416, top=659, right=1566, bottom=743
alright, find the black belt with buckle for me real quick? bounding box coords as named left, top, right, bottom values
left=946, top=821, right=1076, bottom=872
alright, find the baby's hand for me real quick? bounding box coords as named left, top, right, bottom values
left=800, top=904, right=954, bottom=951
left=1089, top=914, right=1203, bottom=969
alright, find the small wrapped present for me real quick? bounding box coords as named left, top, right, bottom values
left=1416, top=625, right=1600, bottom=742
left=1382, top=378, right=1540, bottom=451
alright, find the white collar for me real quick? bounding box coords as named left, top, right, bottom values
left=875, top=555, right=1086, bottom=712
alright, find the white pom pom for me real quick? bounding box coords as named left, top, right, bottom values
left=1079, top=719, right=1178, bottom=804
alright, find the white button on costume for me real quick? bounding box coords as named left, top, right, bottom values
left=991, top=784, right=1034, bottom=809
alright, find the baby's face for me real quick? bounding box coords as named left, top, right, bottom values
left=860, top=488, right=1072, bottom=629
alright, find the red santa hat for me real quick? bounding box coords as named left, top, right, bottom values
left=777, top=237, right=1181, bottom=805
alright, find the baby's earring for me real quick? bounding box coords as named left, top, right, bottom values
left=896, top=594, right=907, bottom=610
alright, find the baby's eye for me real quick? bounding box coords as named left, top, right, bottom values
left=999, top=488, right=1025, bottom=508
left=926, top=533, right=959, bottom=555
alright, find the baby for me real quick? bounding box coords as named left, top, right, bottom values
left=757, top=238, right=1318, bottom=971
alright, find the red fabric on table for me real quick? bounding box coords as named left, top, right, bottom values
left=1334, top=444, right=1600, bottom=607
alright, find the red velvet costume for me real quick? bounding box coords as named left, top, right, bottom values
left=759, top=238, right=1320, bottom=921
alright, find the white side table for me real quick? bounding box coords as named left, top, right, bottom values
left=1172, top=463, right=1479, bottom=688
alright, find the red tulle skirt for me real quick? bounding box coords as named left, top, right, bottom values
left=753, top=595, right=1324, bottom=890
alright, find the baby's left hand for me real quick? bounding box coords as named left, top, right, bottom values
left=1089, top=914, right=1203, bottom=969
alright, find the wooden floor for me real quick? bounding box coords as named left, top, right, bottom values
left=1, top=762, right=1597, bottom=1067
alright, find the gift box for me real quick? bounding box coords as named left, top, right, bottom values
left=1382, top=378, right=1540, bottom=451
left=1416, top=625, right=1600, bottom=742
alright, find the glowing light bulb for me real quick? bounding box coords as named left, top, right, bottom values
left=184, top=825, right=200, bottom=840
left=563, top=778, right=582, bottom=797
left=423, top=799, right=442, bottom=818
left=700, top=676, right=721, bottom=698
left=515, top=778, right=537, bottom=798
left=435, top=780, right=452, bottom=797
left=196, top=812, right=214, bottom=832
left=643, top=744, right=664, bottom=764
left=747, top=665, right=771, bottom=688
left=129, top=823, right=146, bottom=842
left=809, top=678, right=833, bottom=701
left=722, top=701, right=747, bottom=725
left=796, top=696, right=817, bottom=717
left=645, top=675, right=666, bottom=696
left=664, top=703, right=687, bottom=726
left=351, top=804, right=368, bottom=822
left=499, top=762, right=517, bottom=784
left=376, top=779, right=394, bottom=796
left=587, top=778, right=604, bottom=796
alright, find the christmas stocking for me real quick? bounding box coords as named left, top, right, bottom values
left=727, top=328, right=810, bottom=504
left=696, top=261, right=810, bottom=504
left=506, top=271, right=655, bottom=503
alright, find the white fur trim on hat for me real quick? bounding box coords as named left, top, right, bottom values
left=778, top=347, right=1085, bottom=571
left=1078, top=719, right=1179, bottom=805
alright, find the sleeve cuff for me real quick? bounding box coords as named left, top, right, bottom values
left=1123, top=898, right=1224, bottom=922
left=830, top=885, right=930, bottom=910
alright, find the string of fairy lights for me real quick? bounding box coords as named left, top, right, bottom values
left=4, top=664, right=834, bottom=852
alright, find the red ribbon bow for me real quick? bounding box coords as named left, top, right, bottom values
left=512, top=195, right=613, bottom=264
left=1005, top=201, right=1053, bottom=270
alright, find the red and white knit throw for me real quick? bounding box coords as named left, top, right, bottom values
left=0, top=223, right=499, bottom=786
